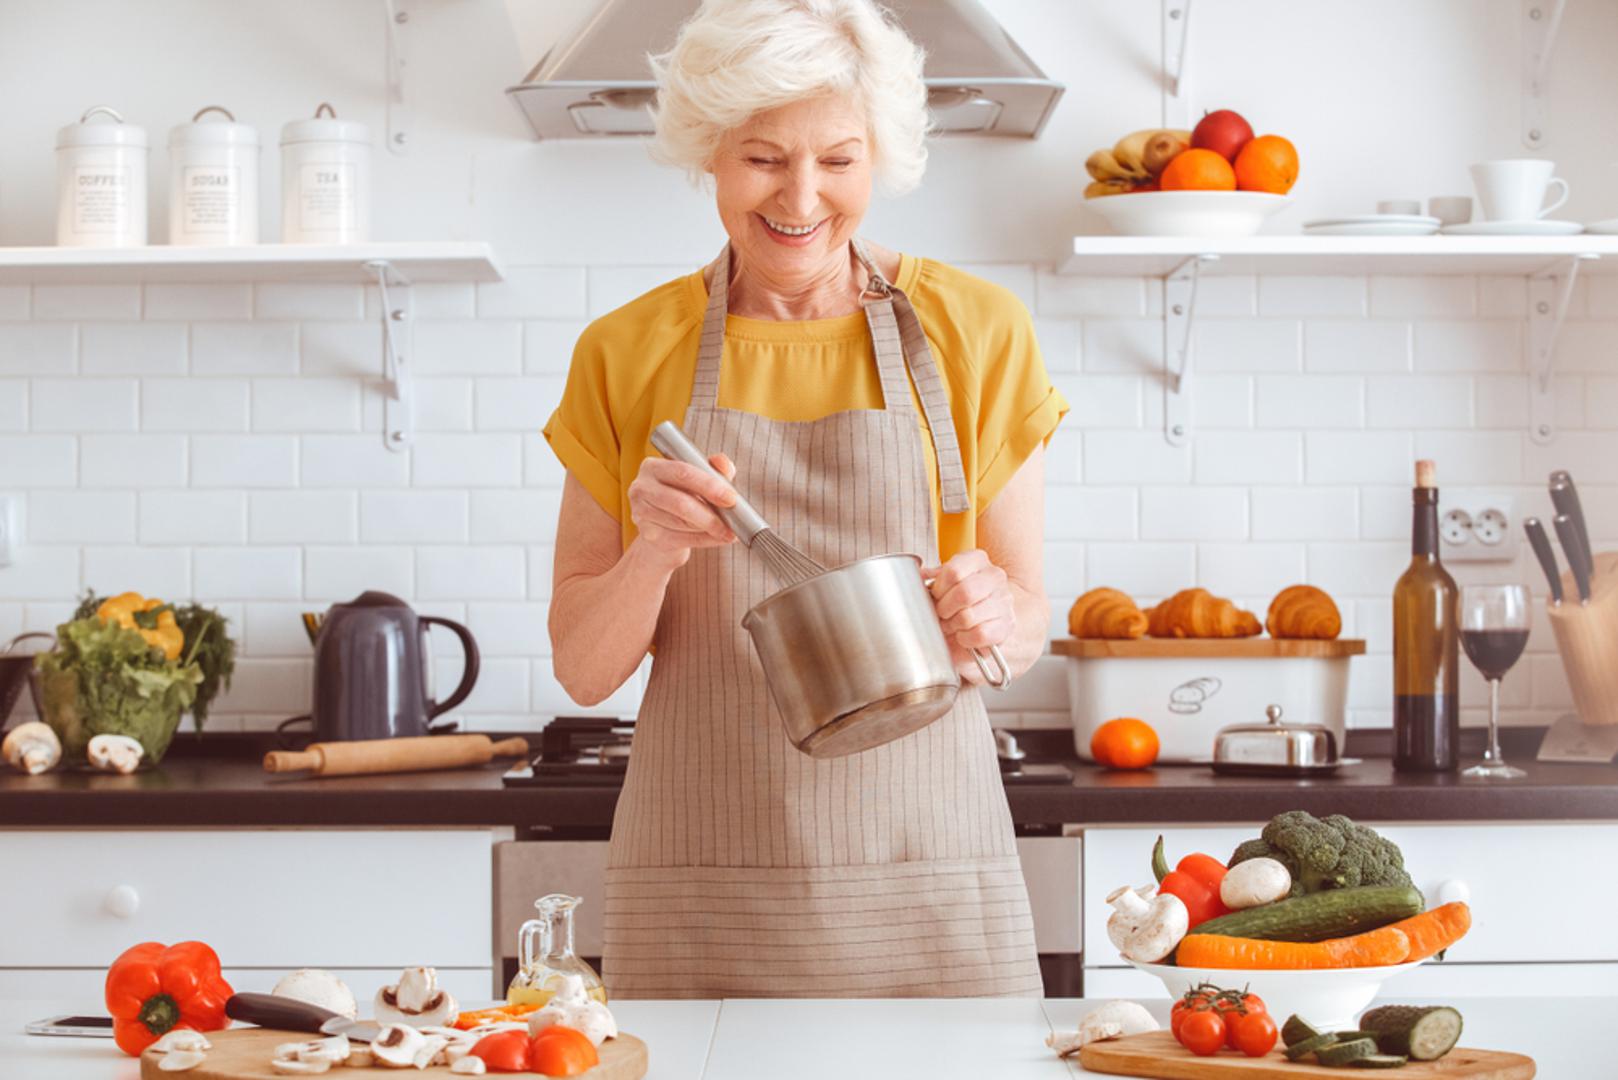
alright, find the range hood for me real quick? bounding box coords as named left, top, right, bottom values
left=504, top=0, right=1063, bottom=140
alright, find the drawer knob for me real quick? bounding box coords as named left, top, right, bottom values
left=1435, top=879, right=1470, bottom=905
left=104, top=884, right=140, bottom=919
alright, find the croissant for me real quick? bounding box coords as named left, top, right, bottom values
left=1146, top=588, right=1262, bottom=639
left=1266, top=584, right=1342, bottom=640
left=1067, top=587, right=1149, bottom=639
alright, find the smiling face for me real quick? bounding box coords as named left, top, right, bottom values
left=709, top=94, right=874, bottom=296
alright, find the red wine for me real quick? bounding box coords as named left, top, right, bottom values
left=1461, top=628, right=1529, bottom=682
left=1392, top=461, right=1460, bottom=772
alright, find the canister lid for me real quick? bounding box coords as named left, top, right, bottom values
left=56, top=106, right=148, bottom=149
left=169, top=105, right=259, bottom=147
left=280, top=103, right=370, bottom=146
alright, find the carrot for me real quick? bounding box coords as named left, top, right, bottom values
left=1379, top=901, right=1470, bottom=962
left=1176, top=925, right=1411, bottom=969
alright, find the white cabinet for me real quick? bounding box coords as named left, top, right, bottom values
left=1081, top=823, right=1618, bottom=996
left=0, top=829, right=496, bottom=1002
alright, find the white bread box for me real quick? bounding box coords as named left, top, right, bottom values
left=1053, top=637, right=1366, bottom=763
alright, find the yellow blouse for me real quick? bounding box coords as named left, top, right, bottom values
left=543, top=252, right=1068, bottom=562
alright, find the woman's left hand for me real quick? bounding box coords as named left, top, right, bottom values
left=923, top=549, right=1015, bottom=686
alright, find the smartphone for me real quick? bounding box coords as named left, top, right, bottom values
left=24, top=1015, right=115, bottom=1038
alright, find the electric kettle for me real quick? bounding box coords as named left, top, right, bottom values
left=311, top=591, right=480, bottom=741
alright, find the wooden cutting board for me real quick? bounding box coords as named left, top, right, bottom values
left=1079, top=1031, right=1534, bottom=1079
left=139, top=1028, right=648, bottom=1080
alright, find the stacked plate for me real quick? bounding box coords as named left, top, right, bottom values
left=1302, top=214, right=1440, bottom=236
left=1440, top=220, right=1583, bottom=235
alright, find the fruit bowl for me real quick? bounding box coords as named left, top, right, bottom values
left=1129, top=957, right=1425, bottom=1030
left=1085, top=191, right=1293, bottom=237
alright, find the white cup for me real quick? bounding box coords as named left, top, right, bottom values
left=1376, top=199, right=1421, bottom=216
left=1469, top=160, right=1569, bottom=222
left=1427, top=196, right=1472, bottom=226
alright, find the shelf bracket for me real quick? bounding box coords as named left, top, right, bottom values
left=1522, top=0, right=1567, bottom=149
left=1163, top=253, right=1218, bottom=446
left=1527, top=251, right=1597, bottom=445
left=382, top=0, right=411, bottom=155
left=365, top=259, right=415, bottom=452
left=1162, top=0, right=1194, bottom=130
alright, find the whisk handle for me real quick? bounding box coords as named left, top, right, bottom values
left=650, top=421, right=769, bottom=543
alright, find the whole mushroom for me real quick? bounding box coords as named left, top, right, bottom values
left=526, top=973, right=617, bottom=1047
left=272, top=969, right=358, bottom=1020
left=373, top=967, right=457, bottom=1028
left=1105, top=885, right=1189, bottom=963
left=3, top=721, right=61, bottom=775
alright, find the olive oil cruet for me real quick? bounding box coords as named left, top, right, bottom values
left=507, top=893, right=607, bottom=1005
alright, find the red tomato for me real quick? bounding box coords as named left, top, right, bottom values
left=470, top=1031, right=532, bottom=1073
left=528, top=1026, right=600, bottom=1077
left=1214, top=992, right=1266, bottom=1048
left=1178, top=1009, right=1226, bottom=1056
left=1230, top=1011, right=1279, bottom=1057
left=1171, top=987, right=1219, bottom=1041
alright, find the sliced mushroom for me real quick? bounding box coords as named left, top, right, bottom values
left=270, top=1058, right=332, bottom=1075
left=369, top=1024, right=427, bottom=1068
left=158, top=1050, right=207, bottom=1072
left=2, top=721, right=61, bottom=775
left=86, top=733, right=143, bottom=774
left=373, top=967, right=458, bottom=1028
left=413, top=1034, right=450, bottom=1069
left=345, top=1046, right=376, bottom=1068
left=150, top=1030, right=213, bottom=1054
left=451, top=1057, right=486, bottom=1075
left=273, top=1035, right=350, bottom=1065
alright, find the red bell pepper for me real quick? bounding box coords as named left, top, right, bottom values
left=104, top=941, right=234, bottom=1056
left=1152, top=835, right=1230, bottom=928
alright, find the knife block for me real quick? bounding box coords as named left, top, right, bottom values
left=1546, top=550, right=1618, bottom=726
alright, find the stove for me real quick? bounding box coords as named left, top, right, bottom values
left=503, top=716, right=634, bottom=787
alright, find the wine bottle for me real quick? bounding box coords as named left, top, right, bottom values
left=1392, top=459, right=1460, bottom=772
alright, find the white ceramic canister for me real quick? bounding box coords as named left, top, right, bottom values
left=279, top=103, right=371, bottom=244
left=168, top=105, right=259, bottom=245
left=55, top=106, right=148, bottom=247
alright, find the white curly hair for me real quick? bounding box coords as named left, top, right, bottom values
left=649, top=0, right=931, bottom=194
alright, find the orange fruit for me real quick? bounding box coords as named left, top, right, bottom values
left=1090, top=718, right=1160, bottom=769
left=1234, top=134, right=1299, bottom=194
left=1158, top=148, right=1236, bottom=191
left=528, top=1026, right=600, bottom=1076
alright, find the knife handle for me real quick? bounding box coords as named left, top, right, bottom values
left=1554, top=513, right=1593, bottom=604
left=1549, top=471, right=1593, bottom=577
left=225, top=992, right=338, bottom=1033
left=1524, top=518, right=1564, bottom=605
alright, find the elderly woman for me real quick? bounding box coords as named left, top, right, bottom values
left=544, top=0, right=1067, bottom=999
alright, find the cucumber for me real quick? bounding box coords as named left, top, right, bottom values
left=1316, top=1038, right=1379, bottom=1067
left=1359, top=1005, right=1464, bottom=1061
left=1190, top=886, right=1425, bottom=943
left=1284, top=1033, right=1339, bottom=1061
left=1282, top=1014, right=1324, bottom=1047
left=1350, top=1055, right=1411, bottom=1069
left=1332, top=1030, right=1378, bottom=1042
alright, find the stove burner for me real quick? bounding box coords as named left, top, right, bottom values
left=502, top=716, right=635, bottom=787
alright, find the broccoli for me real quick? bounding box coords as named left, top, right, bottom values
left=1228, top=810, right=1412, bottom=897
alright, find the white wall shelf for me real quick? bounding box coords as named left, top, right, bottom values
left=1063, top=235, right=1618, bottom=277
left=0, top=242, right=503, bottom=285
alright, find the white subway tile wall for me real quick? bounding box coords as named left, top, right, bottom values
left=0, top=268, right=1611, bottom=733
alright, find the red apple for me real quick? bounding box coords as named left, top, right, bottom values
left=1191, top=110, right=1255, bottom=163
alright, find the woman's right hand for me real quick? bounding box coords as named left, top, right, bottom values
left=626, top=451, right=740, bottom=568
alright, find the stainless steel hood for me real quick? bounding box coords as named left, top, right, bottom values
left=504, top=0, right=1063, bottom=140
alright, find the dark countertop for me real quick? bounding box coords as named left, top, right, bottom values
left=3, top=728, right=1615, bottom=830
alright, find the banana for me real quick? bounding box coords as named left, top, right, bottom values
left=1085, top=149, right=1132, bottom=183
left=1110, top=129, right=1160, bottom=179
left=1083, top=179, right=1135, bottom=199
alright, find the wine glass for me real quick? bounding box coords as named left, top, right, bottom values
left=1459, top=584, right=1530, bottom=779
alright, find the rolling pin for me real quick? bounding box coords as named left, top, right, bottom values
left=263, top=734, right=532, bottom=777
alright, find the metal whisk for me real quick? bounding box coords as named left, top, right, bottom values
left=650, top=421, right=827, bottom=586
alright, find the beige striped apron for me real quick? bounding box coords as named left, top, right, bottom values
left=600, top=241, right=1042, bottom=999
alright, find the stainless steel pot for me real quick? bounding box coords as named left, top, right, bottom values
left=743, top=553, right=1009, bottom=758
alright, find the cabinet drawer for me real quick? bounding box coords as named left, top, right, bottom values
left=0, top=830, right=493, bottom=969
left=1082, top=823, right=1618, bottom=966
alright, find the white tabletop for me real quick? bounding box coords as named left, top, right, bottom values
left=4, top=995, right=1606, bottom=1079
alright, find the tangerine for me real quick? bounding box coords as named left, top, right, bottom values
left=1234, top=135, right=1299, bottom=195
left=1158, top=148, right=1236, bottom=192
left=1090, top=717, right=1160, bottom=769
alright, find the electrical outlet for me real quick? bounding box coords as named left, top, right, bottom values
left=1439, top=491, right=1517, bottom=563
left=0, top=495, right=15, bottom=567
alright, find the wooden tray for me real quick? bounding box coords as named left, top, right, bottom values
left=1079, top=1031, right=1533, bottom=1079
left=1053, top=638, right=1366, bottom=659
left=140, top=1027, right=648, bottom=1080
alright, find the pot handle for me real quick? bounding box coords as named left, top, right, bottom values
left=973, top=644, right=1011, bottom=691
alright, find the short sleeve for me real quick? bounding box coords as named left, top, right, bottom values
left=973, top=302, right=1068, bottom=513
left=542, top=327, right=622, bottom=521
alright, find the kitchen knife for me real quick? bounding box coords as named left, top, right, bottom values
left=1524, top=517, right=1564, bottom=605
left=1554, top=513, right=1593, bottom=603
left=1549, top=471, right=1593, bottom=580
left=225, top=992, right=381, bottom=1042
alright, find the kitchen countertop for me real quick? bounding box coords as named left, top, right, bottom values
left=2, top=728, right=1615, bottom=829
left=3, top=995, right=1602, bottom=1078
